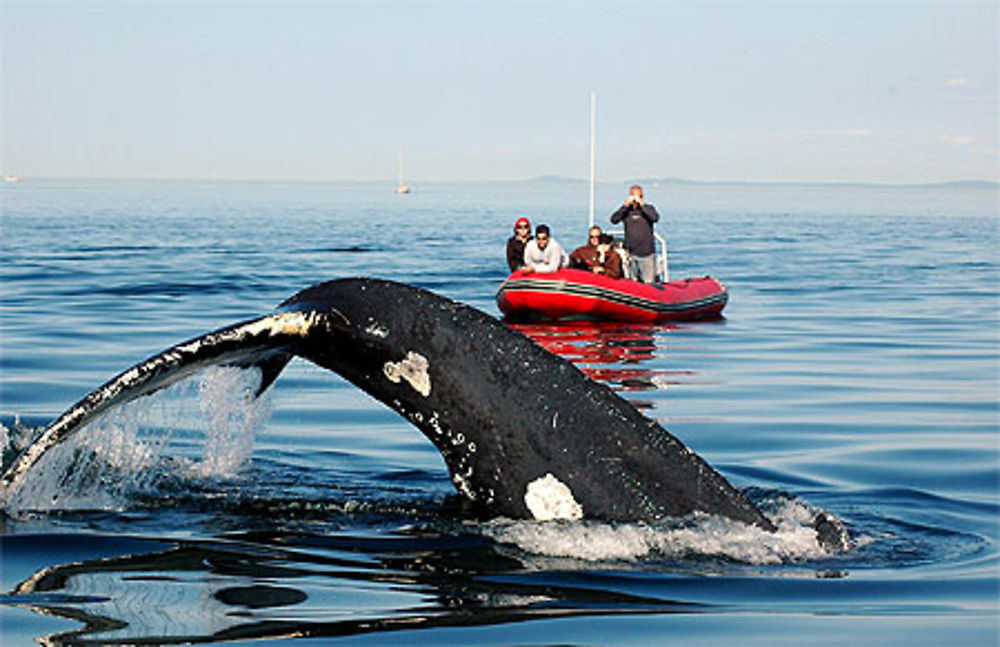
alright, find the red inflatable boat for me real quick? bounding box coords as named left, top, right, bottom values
left=497, top=269, right=728, bottom=322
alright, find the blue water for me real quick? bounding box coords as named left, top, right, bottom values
left=1, top=179, right=997, bottom=645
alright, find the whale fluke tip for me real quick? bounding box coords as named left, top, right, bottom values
left=813, top=510, right=851, bottom=553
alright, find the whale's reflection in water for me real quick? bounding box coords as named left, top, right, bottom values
left=2, top=531, right=696, bottom=645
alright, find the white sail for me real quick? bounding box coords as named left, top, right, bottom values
left=396, top=146, right=410, bottom=194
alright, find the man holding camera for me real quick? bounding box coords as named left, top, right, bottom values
left=610, top=184, right=660, bottom=283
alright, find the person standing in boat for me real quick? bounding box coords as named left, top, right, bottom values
left=570, top=227, right=622, bottom=279
left=610, top=184, right=660, bottom=283
left=521, top=224, right=567, bottom=274
left=506, top=217, right=533, bottom=272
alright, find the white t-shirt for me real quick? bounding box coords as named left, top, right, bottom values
left=523, top=238, right=568, bottom=273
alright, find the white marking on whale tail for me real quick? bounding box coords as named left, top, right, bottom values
left=364, top=320, right=389, bottom=339
left=383, top=351, right=431, bottom=397
left=524, top=473, right=583, bottom=521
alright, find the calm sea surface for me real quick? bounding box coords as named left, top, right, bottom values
left=1, top=179, right=997, bottom=645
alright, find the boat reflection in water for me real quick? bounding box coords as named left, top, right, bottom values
left=509, top=321, right=690, bottom=410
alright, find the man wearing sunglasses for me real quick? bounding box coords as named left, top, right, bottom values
left=521, top=224, right=567, bottom=274
left=569, top=226, right=622, bottom=279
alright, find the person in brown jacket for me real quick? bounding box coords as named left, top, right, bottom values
left=569, top=227, right=622, bottom=279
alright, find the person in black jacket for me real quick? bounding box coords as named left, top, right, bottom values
left=506, top=217, right=532, bottom=272
left=610, top=184, right=660, bottom=283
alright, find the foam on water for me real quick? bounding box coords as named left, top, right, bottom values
left=1, top=366, right=271, bottom=514
left=483, top=496, right=840, bottom=565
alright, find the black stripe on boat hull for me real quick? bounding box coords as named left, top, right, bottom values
left=498, top=279, right=728, bottom=315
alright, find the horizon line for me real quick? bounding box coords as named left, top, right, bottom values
left=4, top=174, right=998, bottom=189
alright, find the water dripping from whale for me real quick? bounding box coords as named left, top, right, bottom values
left=0, top=278, right=850, bottom=553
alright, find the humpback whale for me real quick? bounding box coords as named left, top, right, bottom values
left=0, top=278, right=847, bottom=549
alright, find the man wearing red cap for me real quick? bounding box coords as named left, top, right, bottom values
left=506, top=217, right=532, bottom=272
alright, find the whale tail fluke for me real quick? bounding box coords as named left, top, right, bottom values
left=0, top=313, right=312, bottom=502
left=236, top=352, right=293, bottom=397
left=813, top=510, right=851, bottom=553
left=1, top=278, right=847, bottom=553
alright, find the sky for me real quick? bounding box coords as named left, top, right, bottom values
left=2, top=0, right=997, bottom=184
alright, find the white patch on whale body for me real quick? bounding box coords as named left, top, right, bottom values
left=383, top=351, right=431, bottom=397
left=453, top=466, right=476, bottom=500
left=524, top=473, right=583, bottom=521
left=365, top=321, right=389, bottom=338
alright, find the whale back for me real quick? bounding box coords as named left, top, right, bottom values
left=281, top=278, right=774, bottom=528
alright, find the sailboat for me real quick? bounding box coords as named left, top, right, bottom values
left=395, top=146, right=410, bottom=194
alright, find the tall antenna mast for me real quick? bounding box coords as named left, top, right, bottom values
left=588, top=91, right=597, bottom=228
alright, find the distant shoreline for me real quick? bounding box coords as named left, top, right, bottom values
left=526, top=175, right=999, bottom=191
left=6, top=176, right=997, bottom=190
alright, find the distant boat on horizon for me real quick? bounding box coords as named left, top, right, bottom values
left=3, top=175, right=22, bottom=183
left=395, top=146, right=410, bottom=194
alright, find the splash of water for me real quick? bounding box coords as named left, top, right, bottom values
left=482, top=496, right=844, bottom=566
left=1, top=366, right=272, bottom=514
left=196, top=366, right=270, bottom=477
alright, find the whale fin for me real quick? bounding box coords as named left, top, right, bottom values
left=0, top=312, right=315, bottom=500
left=2, top=278, right=786, bottom=539
left=234, top=352, right=293, bottom=397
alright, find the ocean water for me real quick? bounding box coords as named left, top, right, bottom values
left=0, top=178, right=997, bottom=645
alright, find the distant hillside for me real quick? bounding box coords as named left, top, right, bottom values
left=524, top=175, right=998, bottom=190
left=525, top=175, right=588, bottom=184
left=917, top=180, right=999, bottom=190
left=633, top=177, right=999, bottom=190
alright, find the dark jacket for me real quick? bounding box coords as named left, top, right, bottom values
left=610, top=203, right=660, bottom=257
left=506, top=235, right=530, bottom=271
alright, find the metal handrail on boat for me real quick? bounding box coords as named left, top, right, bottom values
left=605, top=229, right=670, bottom=283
